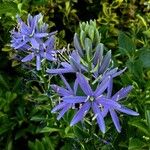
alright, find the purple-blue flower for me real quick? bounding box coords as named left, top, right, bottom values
left=46, top=51, right=87, bottom=74
left=51, top=73, right=121, bottom=133
left=11, top=13, right=49, bottom=50
left=102, top=85, right=139, bottom=132
left=51, top=73, right=139, bottom=133
left=51, top=75, right=78, bottom=120
left=21, top=35, right=57, bottom=70
left=11, top=13, right=57, bottom=70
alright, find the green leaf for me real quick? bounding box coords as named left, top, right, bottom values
left=145, top=110, right=150, bottom=129
left=73, top=126, right=89, bottom=139
left=118, top=32, right=136, bottom=55
left=139, top=50, right=150, bottom=68
left=36, top=140, right=45, bottom=150
left=0, top=2, right=18, bottom=15
left=6, top=140, right=13, bottom=150
left=129, top=120, right=150, bottom=136
left=0, top=74, right=9, bottom=90
left=126, top=59, right=143, bottom=80
left=39, top=127, right=61, bottom=133
left=128, top=138, right=146, bottom=150
left=80, top=30, right=86, bottom=49
left=143, top=29, right=150, bottom=38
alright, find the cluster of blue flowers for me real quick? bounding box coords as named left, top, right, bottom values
left=11, top=14, right=139, bottom=133
left=11, top=13, right=57, bottom=70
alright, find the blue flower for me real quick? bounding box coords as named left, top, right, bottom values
left=11, top=13, right=57, bottom=70
left=102, top=85, right=139, bottom=132
left=46, top=51, right=87, bottom=74
left=21, top=35, right=57, bottom=70
left=51, top=75, right=78, bottom=120
left=51, top=73, right=120, bottom=133
left=51, top=73, right=139, bottom=133
left=11, top=13, right=49, bottom=50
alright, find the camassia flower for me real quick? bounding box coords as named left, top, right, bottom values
left=52, top=73, right=120, bottom=133
left=11, top=13, right=49, bottom=50
left=21, top=36, right=57, bottom=70
left=51, top=75, right=78, bottom=120
left=102, top=85, right=139, bottom=132
left=51, top=73, right=139, bottom=133
left=11, top=13, right=57, bottom=70
left=46, top=51, right=87, bottom=74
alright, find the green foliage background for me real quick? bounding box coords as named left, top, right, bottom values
left=0, top=0, right=150, bottom=149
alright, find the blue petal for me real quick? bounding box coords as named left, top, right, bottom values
left=63, top=96, right=87, bottom=103
left=70, top=102, right=91, bottom=126
left=21, top=53, right=34, bottom=62
left=30, top=16, right=37, bottom=33
left=34, top=33, right=49, bottom=38
left=73, top=78, right=78, bottom=95
left=51, top=102, right=67, bottom=113
left=107, top=78, right=113, bottom=98
left=93, top=43, right=104, bottom=65
left=70, top=51, right=80, bottom=64
left=46, top=68, right=75, bottom=74
left=112, top=86, right=133, bottom=101
left=73, top=33, right=83, bottom=57
left=30, top=38, right=39, bottom=49
left=41, top=52, right=56, bottom=61
left=92, top=102, right=105, bottom=133
left=77, top=73, right=93, bottom=95
left=96, top=97, right=121, bottom=108
left=60, top=75, right=73, bottom=93
left=109, top=109, right=121, bottom=132
left=99, top=50, right=111, bottom=74
left=61, top=62, right=72, bottom=69
left=44, top=36, right=55, bottom=49
left=112, top=67, right=127, bottom=78
left=15, top=40, right=28, bottom=49
left=51, top=84, right=73, bottom=96
left=116, top=106, right=139, bottom=116
left=94, top=76, right=110, bottom=97
left=36, top=55, right=41, bottom=70
left=57, top=104, right=71, bottom=120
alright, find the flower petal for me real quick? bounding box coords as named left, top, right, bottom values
left=46, top=68, right=74, bottom=74
left=21, top=53, right=34, bottom=62
left=112, top=67, right=127, bottom=78
left=60, top=75, right=73, bottom=93
left=15, top=40, right=28, bottom=49
left=51, top=84, right=72, bottom=96
left=51, top=102, right=67, bottom=113
left=30, top=38, right=39, bottom=49
left=74, top=33, right=83, bottom=57
left=77, top=73, right=93, bottom=95
left=70, top=102, right=91, bottom=126
left=112, top=86, right=133, bottom=101
left=45, top=53, right=56, bottom=61
left=57, top=104, right=71, bottom=120
left=63, top=96, right=87, bottom=103
left=61, top=62, right=72, bottom=69
left=96, top=97, right=121, bottom=108
left=94, top=76, right=110, bottom=97
left=36, top=55, right=41, bottom=70
left=99, top=50, right=111, bottom=74
left=34, top=33, right=49, bottom=38
left=116, top=106, right=139, bottom=116
left=107, top=78, right=113, bottom=98
left=93, top=43, right=104, bottom=65
left=92, top=102, right=105, bottom=133
left=109, top=109, right=121, bottom=132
